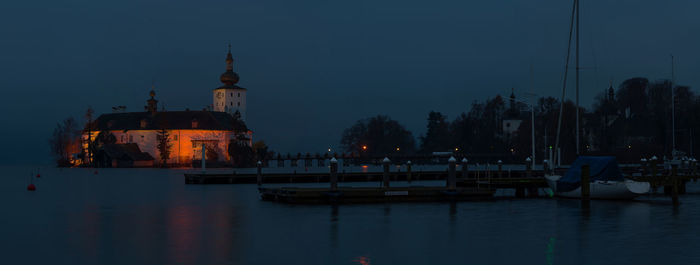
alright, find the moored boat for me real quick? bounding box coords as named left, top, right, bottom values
left=545, top=156, right=650, bottom=199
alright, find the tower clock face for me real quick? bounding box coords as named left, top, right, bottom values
left=217, top=92, right=223, bottom=99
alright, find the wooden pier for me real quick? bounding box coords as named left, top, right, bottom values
left=259, top=186, right=495, bottom=204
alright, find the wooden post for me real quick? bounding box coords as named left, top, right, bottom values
left=581, top=164, right=590, bottom=207
left=448, top=156, right=457, bottom=190
left=497, top=160, right=503, bottom=178
left=330, top=157, right=338, bottom=191
left=525, top=157, right=532, bottom=178
left=382, top=157, right=391, bottom=188
left=256, top=160, right=262, bottom=186
left=201, top=143, right=206, bottom=173
left=461, top=158, right=469, bottom=179
left=672, top=164, right=679, bottom=206
left=407, top=161, right=412, bottom=184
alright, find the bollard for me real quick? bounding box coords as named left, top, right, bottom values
left=462, top=158, right=469, bottom=179
left=330, top=157, right=338, bottom=191
left=525, top=157, right=532, bottom=178
left=671, top=165, right=679, bottom=206
left=407, top=161, right=412, bottom=184
left=448, top=156, right=457, bottom=190
left=382, top=157, right=391, bottom=188
left=497, top=160, right=503, bottom=178
left=256, top=160, right=263, bottom=186
left=581, top=164, right=591, bottom=208
left=201, top=143, right=206, bottom=173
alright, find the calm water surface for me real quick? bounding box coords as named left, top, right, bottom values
left=2, top=166, right=700, bottom=265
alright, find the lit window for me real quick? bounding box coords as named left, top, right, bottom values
left=191, top=119, right=199, bottom=129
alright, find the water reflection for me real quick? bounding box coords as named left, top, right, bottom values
left=330, top=205, right=339, bottom=248
left=353, top=256, right=371, bottom=265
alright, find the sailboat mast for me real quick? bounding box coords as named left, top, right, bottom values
left=575, top=0, right=580, bottom=155
left=671, top=55, right=676, bottom=156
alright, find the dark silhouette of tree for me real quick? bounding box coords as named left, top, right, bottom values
left=156, top=127, right=172, bottom=166
left=340, top=115, right=415, bottom=155
left=420, top=111, right=451, bottom=153
left=228, top=134, right=255, bottom=168
left=83, top=106, right=94, bottom=166
left=49, top=117, right=81, bottom=167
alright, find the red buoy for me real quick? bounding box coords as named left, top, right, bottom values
left=36, top=174, right=41, bottom=178
left=27, top=183, right=36, bottom=191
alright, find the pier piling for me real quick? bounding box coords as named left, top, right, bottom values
left=382, top=157, right=390, bottom=188
left=330, top=157, right=338, bottom=191
left=497, top=160, right=503, bottom=178
left=257, top=161, right=262, bottom=186
left=407, top=161, right=412, bottom=183
left=462, top=158, right=469, bottom=179
left=448, top=157, right=457, bottom=190
left=672, top=165, right=679, bottom=206
left=581, top=164, right=590, bottom=208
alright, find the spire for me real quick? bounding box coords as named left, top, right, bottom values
left=146, top=88, right=158, bottom=113
left=226, top=43, right=233, bottom=71
left=509, top=87, right=516, bottom=110
left=220, top=44, right=239, bottom=86
left=608, top=80, right=614, bottom=101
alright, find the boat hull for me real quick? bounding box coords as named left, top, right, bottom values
left=545, top=175, right=650, bottom=200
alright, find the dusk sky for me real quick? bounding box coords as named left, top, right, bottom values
left=1, top=0, right=698, bottom=164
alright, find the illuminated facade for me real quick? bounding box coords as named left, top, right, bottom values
left=84, top=49, right=252, bottom=166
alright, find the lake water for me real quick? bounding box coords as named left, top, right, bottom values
left=3, top=166, right=700, bottom=265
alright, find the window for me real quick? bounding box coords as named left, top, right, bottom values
left=129, top=135, right=133, bottom=142
left=230, top=93, right=233, bottom=96
left=238, top=93, right=240, bottom=97
left=141, top=135, right=144, bottom=139
left=140, top=119, right=147, bottom=128
left=191, top=119, right=199, bottom=129
left=230, top=102, right=232, bottom=106
left=174, top=135, right=178, bottom=141
left=121, top=135, right=124, bottom=142
left=237, top=102, right=240, bottom=106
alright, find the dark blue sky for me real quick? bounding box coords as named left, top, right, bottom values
left=1, top=0, right=698, bottom=164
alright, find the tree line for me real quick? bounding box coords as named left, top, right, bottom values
left=340, top=77, right=698, bottom=164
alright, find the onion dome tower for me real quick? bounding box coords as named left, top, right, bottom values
left=213, top=44, right=247, bottom=122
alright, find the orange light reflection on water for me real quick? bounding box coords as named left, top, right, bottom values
left=353, top=256, right=371, bottom=265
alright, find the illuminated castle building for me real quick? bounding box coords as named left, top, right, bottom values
left=84, top=49, right=252, bottom=167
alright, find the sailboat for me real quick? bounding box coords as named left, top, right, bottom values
left=544, top=0, right=649, bottom=199
left=545, top=156, right=649, bottom=199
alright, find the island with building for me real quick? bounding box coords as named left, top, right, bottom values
left=64, top=47, right=255, bottom=168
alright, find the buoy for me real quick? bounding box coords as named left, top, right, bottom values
left=36, top=168, right=41, bottom=178
left=27, top=183, right=36, bottom=191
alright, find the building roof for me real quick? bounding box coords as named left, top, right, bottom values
left=102, top=143, right=155, bottom=161
left=214, top=84, right=247, bottom=91
left=92, top=110, right=248, bottom=132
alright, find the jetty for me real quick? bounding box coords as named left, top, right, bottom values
left=258, top=157, right=494, bottom=204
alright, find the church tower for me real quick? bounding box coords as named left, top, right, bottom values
left=213, top=45, right=247, bottom=122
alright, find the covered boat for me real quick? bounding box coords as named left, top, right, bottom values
left=545, top=156, right=650, bottom=199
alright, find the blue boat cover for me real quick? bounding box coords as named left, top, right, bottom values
left=557, top=156, right=624, bottom=192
